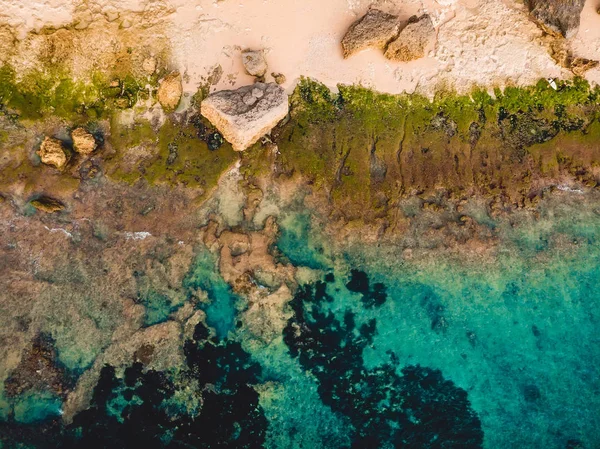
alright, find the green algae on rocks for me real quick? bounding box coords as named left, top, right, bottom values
left=269, top=77, right=600, bottom=223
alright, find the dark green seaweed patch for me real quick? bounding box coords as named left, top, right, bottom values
left=0, top=323, right=267, bottom=449
left=283, top=274, right=483, bottom=448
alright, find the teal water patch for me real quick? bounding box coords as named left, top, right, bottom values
left=142, top=290, right=181, bottom=326
left=12, top=390, right=62, bottom=424
left=319, top=246, right=600, bottom=449
left=276, top=212, right=332, bottom=270
left=243, top=336, right=353, bottom=449
left=183, top=249, right=240, bottom=339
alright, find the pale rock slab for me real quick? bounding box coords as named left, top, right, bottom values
left=201, top=83, right=288, bottom=152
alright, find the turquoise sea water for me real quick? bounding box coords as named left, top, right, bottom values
left=253, top=197, right=600, bottom=449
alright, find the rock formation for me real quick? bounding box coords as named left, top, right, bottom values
left=71, top=128, right=97, bottom=155
left=526, top=0, right=585, bottom=39
left=341, top=9, right=401, bottom=58
left=200, top=83, right=289, bottom=151
left=242, top=49, right=268, bottom=77
left=384, top=15, right=435, bottom=62
left=157, top=72, right=182, bottom=112
left=37, top=137, right=69, bottom=169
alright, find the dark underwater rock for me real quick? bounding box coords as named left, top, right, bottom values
left=283, top=276, right=484, bottom=448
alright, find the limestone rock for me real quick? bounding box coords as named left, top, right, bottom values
left=200, top=83, right=288, bottom=151
left=341, top=9, right=401, bottom=58
left=157, top=72, right=182, bottom=112
left=71, top=128, right=96, bottom=155
left=37, top=137, right=69, bottom=169
left=526, top=0, right=585, bottom=39
left=384, top=15, right=435, bottom=62
left=242, top=49, right=268, bottom=77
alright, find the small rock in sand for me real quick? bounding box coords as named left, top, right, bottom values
left=384, top=14, right=435, bottom=62
left=157, top=72, right=182, bottom=112
left=242, top=49, right=268, bottom=77
left=71, top=128, right=97, bottom=155
left=526, top=0, right=585, bottom=39
left=37, top=137, right=69, bottom=169
left=142, top=57, right=157, bottom=75
left=341, top=9, right=401, bottom=59
left=201, top=83, right=288, bottom=152
left=271, top=72, right=286, bottom=85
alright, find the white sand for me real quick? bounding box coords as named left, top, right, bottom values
left=1, top=0, right=600, bottom=95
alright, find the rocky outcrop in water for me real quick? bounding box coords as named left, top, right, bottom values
left=341, top=9, right=401, bottom=58
left=200, top=83, right=288, bottom=151
left=384, top=14, right=435, bottom=62
left=37, top=137, right=69, bottom=169
left=526, top=0, right=585, bottom=39
left=157, top=72, right=182, bottom=112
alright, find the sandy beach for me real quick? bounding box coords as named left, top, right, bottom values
left=1, top=0, right=599, bottom=96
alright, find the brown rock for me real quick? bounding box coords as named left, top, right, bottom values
left=341, top=9, right=401, bottom=58
left=384, top=15, right=435, bottom=62
left=37, top=136, right=69, bottom=169
left=71, top=127, right=97, bottom=155
left=157, top=72, right=183, bottom=112
left=526, top=0, right=585, bottom=39
left=30, top=196, right=65, bottom=213
left=570, top=57, right=600, bottom=76
left=271, top=72, right=286, bottom=85
left=548, top=39, right=599, bottom=75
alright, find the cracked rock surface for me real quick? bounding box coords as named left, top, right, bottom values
left=200, top=83, right=288, bottom=151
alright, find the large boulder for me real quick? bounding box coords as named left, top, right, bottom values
left=341, top=9, right=401, bottom=58
left=526, top=0, right=585, bottom=39
left=37, top=137, right=69, bottom=169
left=200, top=83, right=288, bottom=152
left=242, top=49, right=268, bottom=77
left=157, top=72, right=182, bottom=112
left=384, top=15, right=435, bottom=62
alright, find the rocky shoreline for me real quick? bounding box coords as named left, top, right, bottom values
left=1, top=1, right=600, bottom=447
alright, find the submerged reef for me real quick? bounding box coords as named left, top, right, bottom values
left=283, top=278, right=483, bottom=448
